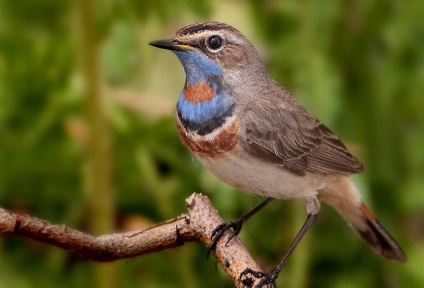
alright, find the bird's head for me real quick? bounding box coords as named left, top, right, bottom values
left=149, top=22, right=265, bottom=86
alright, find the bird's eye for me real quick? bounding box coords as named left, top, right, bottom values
left=207, top=35, right=223, bottom=50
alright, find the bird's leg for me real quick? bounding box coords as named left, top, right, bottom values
left=240, top=213, right=318, bottom=287
left=207, top=197, right=274, bottom=258
left=239, top=197, right=320, bottom=288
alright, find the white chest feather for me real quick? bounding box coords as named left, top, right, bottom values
left=196, top=149, right=327, bottom=199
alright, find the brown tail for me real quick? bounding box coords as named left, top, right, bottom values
left=355, top=203, right=406, bottom=262
left=321, top=178, right=406, bottom=262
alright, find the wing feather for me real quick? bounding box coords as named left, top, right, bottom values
left=241, top=99, right=363, bottom=176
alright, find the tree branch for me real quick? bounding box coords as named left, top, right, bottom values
left=0, top=193, right=263, bottom=287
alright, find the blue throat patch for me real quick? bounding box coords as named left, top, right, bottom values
left=174, top=50, right=234, bottom=135
left=174, top=50, right=222, bottom=83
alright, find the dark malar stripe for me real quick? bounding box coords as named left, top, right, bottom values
left=178, top=104, right=235, bottom=136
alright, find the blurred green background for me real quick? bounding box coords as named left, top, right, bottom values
left=0, top=0, right=423, bottom=287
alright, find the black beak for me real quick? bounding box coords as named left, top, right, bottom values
left=149, top=39, right=191, bottom=51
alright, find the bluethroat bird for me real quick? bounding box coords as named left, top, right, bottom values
left=150, top=22, right=406, bottom=287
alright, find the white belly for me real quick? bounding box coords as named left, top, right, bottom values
left=196, top=148, right=326, bottom=199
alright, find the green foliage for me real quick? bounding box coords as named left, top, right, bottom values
left=0, top=0, right=423, bottom=287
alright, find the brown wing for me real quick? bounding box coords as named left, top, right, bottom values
left=241, top=100, right=363, bottom=176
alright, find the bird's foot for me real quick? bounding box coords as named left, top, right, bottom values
left=239, top=267, right=280, bottom=288
left=206, top=220, right=243, bottom=258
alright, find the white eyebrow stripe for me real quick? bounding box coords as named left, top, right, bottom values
left=176, top=30, right=219, bottom=42
left=176, top=30, right=246, bottom=47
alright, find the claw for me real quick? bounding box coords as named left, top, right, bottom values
left=239, top=268, right=279, bottom=288
left=207, top=221, right=242, bottom=258
left=206, top=198, right=274, bottom=259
